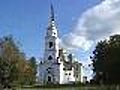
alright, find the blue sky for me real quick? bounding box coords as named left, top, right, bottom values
left=0, top=0, right=101, bottom=59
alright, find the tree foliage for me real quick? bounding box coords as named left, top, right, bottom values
left=0, top=35, right=37, bottom=88
left=91, top=34, right=120, bottom=84
left=28, top=57, right=37, bottom=84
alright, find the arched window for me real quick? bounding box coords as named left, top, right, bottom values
left=48, top=55, right=52, bottom=60
left=49, top=42, right=53, bottom=48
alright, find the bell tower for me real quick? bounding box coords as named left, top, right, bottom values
left=44, top=4, right=59, bottom=64
left=43, top=4, right=60, bottom=84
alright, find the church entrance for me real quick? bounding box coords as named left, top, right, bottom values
left=47, top=76, right=52, bottom=84
left=48, top=76, right=51, bottom=82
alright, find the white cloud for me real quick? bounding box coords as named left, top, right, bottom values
left=61, top=0, right=120, bottom=79
left=61, top=33, right=93, bottom=51
left=61, top=0, right=120, bottom=52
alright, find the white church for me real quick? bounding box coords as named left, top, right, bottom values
left=38, top=4, right=82, bottom=85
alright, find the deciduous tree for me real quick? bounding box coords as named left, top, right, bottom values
left=91, top=34, right=120, bottom=84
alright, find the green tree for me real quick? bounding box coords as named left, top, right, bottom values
left=28, top=57, right=37, bottom=84
left=0, top=56, right=11, bottom=88
left=0, top=35, right=37, bottom=87
left=91, top=34, right=120, bottom=84
left=0, top=35, right=20, bottom=88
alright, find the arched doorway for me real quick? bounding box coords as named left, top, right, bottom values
left=48, top=76, right=51, bottom=82
left=46, top=75, right=53, bottom=84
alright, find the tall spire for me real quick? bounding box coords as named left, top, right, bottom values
left=50, top=3, right=54, bottom=21
left=47, top=3, right=58, bottom=34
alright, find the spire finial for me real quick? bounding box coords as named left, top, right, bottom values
left=50, top=3, right=54, bottom=21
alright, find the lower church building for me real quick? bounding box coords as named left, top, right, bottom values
left=38, top=5, right=82, bottom=84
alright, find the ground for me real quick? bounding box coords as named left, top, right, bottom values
left=16, top=87, right=94, bottom=90
left=15, top=85, right=120, bottom=90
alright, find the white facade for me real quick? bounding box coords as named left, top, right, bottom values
left=39, top=4, right=82, bottom=85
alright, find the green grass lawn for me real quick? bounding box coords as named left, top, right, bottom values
left=16, top=86, right=118, bottom=90
left=16, top=87, right=95, bottom=90
left=10, top=84, right=120, bottom=90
